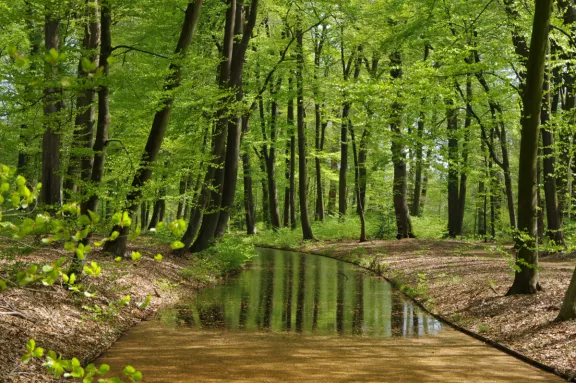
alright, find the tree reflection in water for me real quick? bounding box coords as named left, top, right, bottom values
left=160, top=248, right=442, bottom=337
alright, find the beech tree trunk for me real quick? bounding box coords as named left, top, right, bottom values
left=64, top=0, right=100, bottom=200
left=241, top=115, right=256, bottom=235
left=455, top=79, right=472, bottom=236
left=411, top=46, right=429, bottom=217
left=296, top=21, right=314, bottom=240
left=541, top=71, right=564, bottom=246
left=339, top=102, right=350, bottom=218
left=41, top=5, right=62, bottom=207
left=182, top=2, right=236, bottom=250
left=213, top=0, right=259, bottom=240
left=82, top=0, right=111, bottom=220
left=507, top=0, right=552, bottom=295
left=103, top=1, right=203, bottom=255
left=176, top=176, right=187, bottom=220
left=350, top=125, right=367, bottom=242
left=446, top=97, right=459, bottom=238
left=389, top=51, right=413, bottom=239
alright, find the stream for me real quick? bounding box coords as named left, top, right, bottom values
left=97, top=248, right=562, bottom=382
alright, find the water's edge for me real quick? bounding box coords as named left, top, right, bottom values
left=255, top=244, right=574, bottom=382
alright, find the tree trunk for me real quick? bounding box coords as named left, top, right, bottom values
left=314, top=103, right=325, bottom=221
left=507, top=0, right=552, bottom=295
left=446, top=98, right=459, bottom=238
left=140, top=202, right=149, bottom=229
left=64, top=0, right=100, bottom=201
left=240, top=115, right=256, bottom=235
left=296, top=22, right=314, bottom=240
left=420, top=148, right=432, bottom=216
left=339, top=103, right=350, bottom=217
left=411, top=46, right=430, bottom=217
left=265, top=92, right=282, bottom=230
left=350, top=125, right=367, bottom=242
left=148, top=199, right=165, bottom=230
left=259, top=81, right=282, bottom=231
left=82, top=0, right=111, bottom=220
left=456, top=79, right=472, bottom=236
left=213, top=0, right=259, bottom=240
left=104, top=1, right=203, bottom=255
left=557, top=265, right=576, bottom=321
left=176, top=176, right=188, bottom=220
left=541, top=71, right=564, bottom=246
left=389, top=51, right=413, bottom=239
left=41, top=5, right=62, bottom=207
left=284, top=76, right=296, bottom=229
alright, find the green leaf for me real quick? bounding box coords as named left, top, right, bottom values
left=132, top=371, right=143, bottom=381
left=7, top=45, right=16, bottom=57
left=71, top=366, right=84, bottom=378
left=154, top=253, right=163, bottom=262
left=32, top=347, right=44, bottom=358
left=78, top=215, right=91, bottom=226
left=123, top=365, right=136, bottom=375
left=16, top=175, right=26, bottom=186
left=115, top=256, right=122, bottom=262
left=0, top=280, right=7, bottom=291
left=11, top=193, right=20, bottom=207
left=26, top=339, right=35, bottom=353
left=131, top=251, right=142, bottom=262
left=82, top=57, right=93, bottom=72
left=170, top=241, right=185, bottom=250
left=98, top=364, right=110, bottom=375
left=76, top=248, right=85, bottom=261
left=83, top=262, right=101, bottom=277
left=15, top=57, right=28, bottom=68
left=87, top=210, right=100, bottom=224
left=110, top=231, right=119, bottom=241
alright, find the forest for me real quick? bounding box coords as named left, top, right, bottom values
left=1, top=0, right=576, bottom=382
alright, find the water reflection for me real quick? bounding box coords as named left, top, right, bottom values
left=160, top=248, right=442, bottom=337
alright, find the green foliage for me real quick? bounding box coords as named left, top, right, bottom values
left=22, top=339, right=140, bottom=382
left=182, top=237, right=255, bottom=282
left=130, top=251, right=142, bottom=262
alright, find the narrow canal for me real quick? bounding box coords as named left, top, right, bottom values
left=97, top=248, right=561, bottom=382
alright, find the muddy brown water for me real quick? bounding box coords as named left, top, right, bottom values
left=97, top=248, right=562, bottom=382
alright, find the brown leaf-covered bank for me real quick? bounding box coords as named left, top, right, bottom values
left=0, top=239, right=214, bottom=383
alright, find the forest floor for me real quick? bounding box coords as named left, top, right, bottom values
left=0, top=237, right=216, bottom=383
left=272, top=238, right=576, bottom=381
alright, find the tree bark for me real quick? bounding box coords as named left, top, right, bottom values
left=455, top=79, right=472, bottom=236
left=350, top=125, right=367, bottom=242
left=176, top=176, right=188, bottom=220
left=241, top=115, right=256, bottom=235
left=64, top=0, right=100, bottom=200
left=296, top=21, right=314, bottom=240
left=446, top=97, right=459, bottom=238
left=389, top=51, right=413, bottom=239
left=541, top=70, right=564, bottom=246
left=213, top=0, right=259, bottom=240
left=103, top=1, right=203, bottom=255
left=82, top=0, right=111, bottom=220
left=41, top=4, right=62, bottom=207
left=507, top=0, right=552, bottom=295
